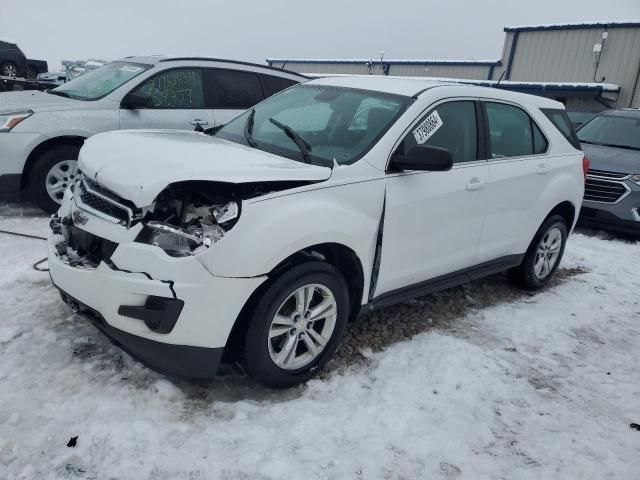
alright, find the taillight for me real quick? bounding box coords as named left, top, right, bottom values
left=582, top=156, right=590, bottom=182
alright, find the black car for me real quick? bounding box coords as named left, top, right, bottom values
left=577, top=109, right=640, bottom=235
left=0, top=38, right=28, bottom=78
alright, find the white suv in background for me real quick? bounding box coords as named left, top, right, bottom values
left=0, top=56, right=305, bottom=212
left=48, top=76, right=586, bottom=387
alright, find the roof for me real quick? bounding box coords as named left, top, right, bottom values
left=306, top=75, right=453, bottom=96
left=599, top=109, right=640, bottom=118
left=119, top=56, right=307, bottom=78
left=0, top=37, right=17, bottom=44
left=267, top=58, right=500, bottom=66
left=504, top=20, right=640, bottom=32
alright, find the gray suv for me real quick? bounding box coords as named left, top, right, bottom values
left=577, top=109, right=640, bottom=235
left=0, top=56, right=305, bottom=212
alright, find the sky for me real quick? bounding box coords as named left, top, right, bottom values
left=1, top=0, right=639, bottom=71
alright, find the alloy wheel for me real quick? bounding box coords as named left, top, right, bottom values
left=45, top=160, right=78, bottom=204
left=2, top=63, right=17, bottom=78
left=267, top=283, right=338, bottom=370
left=534, top=226, right=562, bottom=279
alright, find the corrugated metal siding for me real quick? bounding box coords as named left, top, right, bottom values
left=508, top=27, right=640, bottom=106
left=389, top=64, right=490, bottom=79
left=492, top=32, right=515, bottom=80
left=632, top=81, right=640, bottom=108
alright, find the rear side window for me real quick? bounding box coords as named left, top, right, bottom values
left=260, top=74, right=298, bottom=97
left=205, top=69, right=264, bottom=109
left=485, top=102, right=547, bottom=158
left=396, top=101, right=478, bottom=164
left=541, top=108, right=581, bottom=149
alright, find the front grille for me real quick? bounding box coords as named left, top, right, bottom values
left=584, top=177, right=629, bottom=203
left=587, top=169, right=629, bottom=180
left=74, top=176, right=145, bottom=227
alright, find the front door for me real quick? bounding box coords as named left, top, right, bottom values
left=120, top=68, right=213, bottom=131
left=374, top=100, right=489, bottom=296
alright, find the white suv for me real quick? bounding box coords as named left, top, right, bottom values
left=0, top=56, right=304, bottom=212
left=47, top=76, right=586, bottom=387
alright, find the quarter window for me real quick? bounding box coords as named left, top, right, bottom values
left=133, top=68, right=204, bottom=109
left=485, top=102, right=547, bottom=158
left=396, top=101, right=478, bottom=163
left=260, top=74, right=298, bottom=97
left=205, top=69, right=264, bottom=109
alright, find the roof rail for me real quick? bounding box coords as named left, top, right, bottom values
left=157, top=57, right=307, bottom=78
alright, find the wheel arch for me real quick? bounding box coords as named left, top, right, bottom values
left=545, top=200, right=576, bottom=231
left=223, top=242, right=366, bottom=363
left=21, top=136, right=86, bottom=190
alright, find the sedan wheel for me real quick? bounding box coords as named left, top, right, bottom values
left=268, top=283, right=338, bottom=370
left=45, top=160, right=78, bottom=204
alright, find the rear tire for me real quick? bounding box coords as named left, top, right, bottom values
left=1, top=62, right=18, bottom=78
left=508, top=215, right=568, bottom=290
left=29, top=144, right=81, bottom=213
left=243, top=261, right=350, bottom=388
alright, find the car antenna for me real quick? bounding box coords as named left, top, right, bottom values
left=495, top=70, right=506, bottom=87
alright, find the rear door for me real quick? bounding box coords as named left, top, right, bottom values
left=476, top=100, right=550, bottom=263
left=374, top=99, right=489, bottom=296
left=203, top=69, right=265, bottom=126
left=119, top=68, right=213, bottom=130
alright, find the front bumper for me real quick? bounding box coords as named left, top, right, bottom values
left=48, top=229, right=266, bottom=379
left=580, top=183, right=640, bottom=235
left=0, top=132, right=44, bottom=198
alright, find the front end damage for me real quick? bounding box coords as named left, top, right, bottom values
left=46, top=176, right=293, bottom=379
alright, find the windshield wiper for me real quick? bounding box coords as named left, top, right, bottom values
left=243, top=108, right=257, bottom=148
left=268, top=117, right=312, bottom=163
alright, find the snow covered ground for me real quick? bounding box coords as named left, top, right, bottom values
left=0, top=203, right=639, bottom=479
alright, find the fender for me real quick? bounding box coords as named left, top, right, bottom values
left=196, top=179, right=386, bottom=300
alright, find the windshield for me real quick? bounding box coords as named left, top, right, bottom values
left=216, top=84, right=412, bottom=166
left=578, top=114, right=640, bottom=150
left=50, top=61, right=152, bottom=101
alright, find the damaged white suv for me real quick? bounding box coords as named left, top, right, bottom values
left=48, top=76, right=586, bottom=387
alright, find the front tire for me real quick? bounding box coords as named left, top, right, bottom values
left=243, top=262, right=350, bottom=388
left=29, top=144, right=81, bottom=213
left=508, top=215, right=568, bottom=290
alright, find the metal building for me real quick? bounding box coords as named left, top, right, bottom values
left=267, top=21, right=640, bottom=109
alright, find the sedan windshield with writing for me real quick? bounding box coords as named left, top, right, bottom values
left=51, top=61, right=152, bottom=101
left=578, top=114, right=640, bottom=150
left=216, top=85, right=411, bottom=165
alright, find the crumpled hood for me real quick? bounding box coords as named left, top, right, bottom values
left=79, top=129, right=332, bottom=207
left=0, top=90, right=83, bottom=113
left=582, top=143, right=640, bottom=175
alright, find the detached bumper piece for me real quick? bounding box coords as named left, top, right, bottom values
left=118, top=296, right=184, bottom=334
left=57, top=288, right=222, bottom=380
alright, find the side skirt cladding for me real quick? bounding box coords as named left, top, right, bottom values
left=366, top=254, right=524, bottom=311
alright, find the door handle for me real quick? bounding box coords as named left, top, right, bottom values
left=466, top=178, right=486, bottom=191
left=190, top=119, right=209, bottom=126
left=537, top=163, right=550, bottom=175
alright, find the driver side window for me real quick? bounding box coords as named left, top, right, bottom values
left=132, top=68, right=204, bottom=109
left=397, top=101, right=478, bottom=163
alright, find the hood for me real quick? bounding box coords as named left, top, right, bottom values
left=582, top=143, right=640, bottom=175
left=79, top=130, right=332, bottom=207
left=0, top=90, right=82, bottom=113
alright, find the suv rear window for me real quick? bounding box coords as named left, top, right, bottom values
left=541, top=108, right=581, bottom=149
left=205, top=69, right=264, bottom=109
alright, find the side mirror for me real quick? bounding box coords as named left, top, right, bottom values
left=122, top=93, right=153, bottom=109
left=390, top=145, right=453, bottom=172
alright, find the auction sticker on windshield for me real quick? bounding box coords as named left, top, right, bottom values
left=413, top=111, right=443, bottom=144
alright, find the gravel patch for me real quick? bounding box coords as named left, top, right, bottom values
left=326, top=266, right=589, bottom=373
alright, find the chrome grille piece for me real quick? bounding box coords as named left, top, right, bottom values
left=74, top=177, right=139, bottom=227
left=584, top=176, right=629, bottom=204
left=587, top=169, right=630, bottom=180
